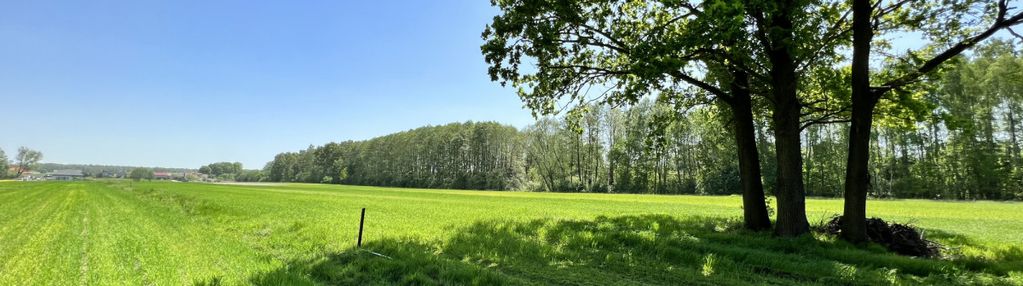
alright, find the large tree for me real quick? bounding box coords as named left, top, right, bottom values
left=842, top=0, right=1023, bottom=242
left=15, top=147, right=42, bottom=177
left=482, top=0, right=774, bottom=230
left=482, top=0, right=856, bottom=235
left=746, top=0, right=810, bottom=236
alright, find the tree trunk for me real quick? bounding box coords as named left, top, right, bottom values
left=772, top=98, right=809, bottom=236
left=576, top=133, right=583, bottom=191
left=1009, top=105, right=1020, bottom=167
left=729, top=70, right=772, bottom=231
left=842, top=97, right=877, bottom=242
left=607, top=112, right=617, bottom=192
left=842, top=0, right=874, bottom=243
left=762, top=2, right=810, bottom=236
left=805, top=127, right=814, bottom=194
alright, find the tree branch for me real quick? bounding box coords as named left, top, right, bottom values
left=873, top=5, right=1023, bottom=97
left=800, top=118, right=851, bottom=131
left=799, top=8, right=853, bottom=71
left=667, top=70, right=731, bottom=101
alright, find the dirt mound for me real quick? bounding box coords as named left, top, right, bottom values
left=820, top=216, right=941, bottom=258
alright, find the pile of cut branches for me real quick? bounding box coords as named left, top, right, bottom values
left=820, top=216, right=941, bottom=258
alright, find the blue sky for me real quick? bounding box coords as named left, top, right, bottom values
left=0, top=1, right=1009, bottom=169
left=1, top=0, right=534, bottom=169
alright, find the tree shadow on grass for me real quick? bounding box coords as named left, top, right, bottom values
left=248, top=215, right=1023, bottom=285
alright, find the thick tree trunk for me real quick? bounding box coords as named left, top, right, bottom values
left=842, top=0, right=874, bottom=243
left=729, top=71, right=772, bottom=231
left=772, top=97, right=809, bottom=236
left=763, top=1, right=810, bottom=237
left=842, top=97, right=877, bottom=242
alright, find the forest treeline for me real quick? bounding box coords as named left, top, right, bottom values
left=263, top=122, right=525, bottom=190
left=260, top=45, right=1023, bottom=201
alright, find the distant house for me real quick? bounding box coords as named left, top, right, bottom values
left=18, top=170, right=44, bottom=181
left=48, top=170, right=84, bottom=181
left=153, top=172, right=173, bottom=180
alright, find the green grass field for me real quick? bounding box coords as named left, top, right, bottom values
left=0, top=180, right=1020, bottom=285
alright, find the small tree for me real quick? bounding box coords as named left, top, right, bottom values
left=0, top=148, right=8, bottom=179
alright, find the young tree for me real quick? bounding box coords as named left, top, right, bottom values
left=15, top=147, right=42, bottom=177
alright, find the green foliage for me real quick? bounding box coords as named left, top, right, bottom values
left=0, top=148, right=8, bottom=179
left=861, top=42, right=1023, bottom=200
left=198, top=162, right=243, bottom=176
left=234, top=170, right=267, bottom=182
left=265, top=102, right=745, bottom=195
left=261, top=55, right=1023, bottom=200
left=266, top=121, right=526, bottom=190
left=215, top=173, right=236, bottom=181
left=482, top=0, right=764, bottom=116
left=792, top=41, right=1023, bottom=200
left=197, top=162, right=265, bottom=182
left=129, top=167, right=154, bottom=181
left=0, top=181, right=1019, bottom=284
left=14, top=147, right=42, bottom=176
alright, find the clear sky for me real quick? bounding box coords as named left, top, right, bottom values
left=0, top=1, right=1009, bottom=169
left=1, top=0, right=534, bottom=169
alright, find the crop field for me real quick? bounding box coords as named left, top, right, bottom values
left=0, top=180, right=1020, bottom=285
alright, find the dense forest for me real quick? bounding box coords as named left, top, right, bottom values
left=263, top=122, right=525, bottom=190
left=260, top=44, right=1023, bottom=201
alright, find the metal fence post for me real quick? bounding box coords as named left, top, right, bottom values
left=357, top=208, right=366, bottom=247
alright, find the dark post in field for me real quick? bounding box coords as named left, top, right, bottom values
left=357, top=208, right=366, bottom=247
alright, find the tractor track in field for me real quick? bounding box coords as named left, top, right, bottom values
left=79, top=207, right=90, bottom=286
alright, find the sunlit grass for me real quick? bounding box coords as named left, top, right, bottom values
left=0, top=180, right=1019, bottom=285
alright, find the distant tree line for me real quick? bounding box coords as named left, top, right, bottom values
left=198, top=162, right=242, bottom=176
left=198, top=161, right=242, bottom=181
left=263, top=46, right=1023, bottom=202
left=34, top=163, right=193, bottom=178
left=196, top=161, right=265, bottom=182
left=264, top=122, right=525, bottom=189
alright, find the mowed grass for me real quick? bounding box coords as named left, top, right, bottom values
left=0, top=181, right=1020, bottom=285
